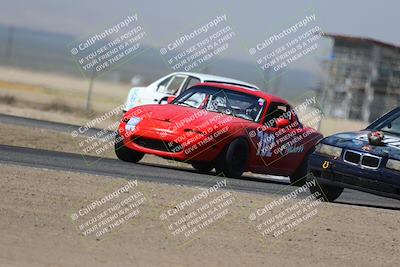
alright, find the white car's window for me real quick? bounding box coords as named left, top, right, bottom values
left=182, top=77, right=201, bottom=92
left=165, top=76, right=186, bottom=95
left=156, top=76, right=173, bottom=93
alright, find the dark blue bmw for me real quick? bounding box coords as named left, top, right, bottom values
left=308, top=107, right=400, bottom=202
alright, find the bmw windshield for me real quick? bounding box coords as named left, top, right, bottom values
left=172, top=86, right=266, bottom=122
left=367, top=107, right=400, bottom=136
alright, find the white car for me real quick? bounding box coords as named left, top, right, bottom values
left=123, top=72, right=259, bottom=112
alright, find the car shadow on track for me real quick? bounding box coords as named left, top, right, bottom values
left=334, top=201, right=400, bottom=211
left=136, top=161, right=289, bottom=186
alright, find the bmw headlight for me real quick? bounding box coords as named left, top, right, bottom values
left=315, top=143, right=343, bottom=158
left=386, top=159, right=400, bottom=172
left=125, top=117, right=141, bottom=131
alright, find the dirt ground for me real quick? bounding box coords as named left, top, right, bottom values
left=0, top=164, right=399, bottom=267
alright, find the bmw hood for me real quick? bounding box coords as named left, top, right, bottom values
left=321, top=130, right=400, bottom=160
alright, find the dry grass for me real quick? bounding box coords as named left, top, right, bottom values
left=42, top=100, right=75, bottom=113
left=0, top=95, right=16, bottom=105
left=0, top=66, right=129, bottom=112
left=319, top=117, right=367, bottom=136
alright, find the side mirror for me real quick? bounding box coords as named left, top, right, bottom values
left=167, top=96, right=176, bottom=104
left=276, top=118, right=290, bottom=128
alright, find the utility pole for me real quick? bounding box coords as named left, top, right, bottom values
left=86, top=67, right=96, bottom=113
left=263, top=69, right=270, bottom=92
left=5, top=26, right=14, bottom=66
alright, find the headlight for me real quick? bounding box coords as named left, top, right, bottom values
left=386, top=159, right=400, bottom=171
left=125, top=117, right=141, bottom=131
left=315, top=143, right=343, bottom=158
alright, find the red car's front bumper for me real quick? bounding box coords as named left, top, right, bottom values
left=119, top=126, right=222, bottom=162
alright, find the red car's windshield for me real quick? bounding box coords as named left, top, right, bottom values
left=172, top=86, right=266, bottom=122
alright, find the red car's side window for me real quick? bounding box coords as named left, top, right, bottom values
left=264, top=102, right=288, bottom=127
left=263, top=102, right=300, bottom=129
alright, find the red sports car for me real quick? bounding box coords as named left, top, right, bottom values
left=115, top=82, right=322, bottom=184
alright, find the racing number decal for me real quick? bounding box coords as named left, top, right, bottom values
left=256, top=131, right=275, bottom=157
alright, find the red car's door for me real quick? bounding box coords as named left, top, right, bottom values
left=247, top=102, right=304, bottom=176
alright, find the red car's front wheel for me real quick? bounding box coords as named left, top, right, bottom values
left=114, top=133, right=144, bottom=163
left=215, top=138, right=249, bottom=178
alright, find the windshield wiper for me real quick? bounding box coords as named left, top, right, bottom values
left=381, top=130, right=400, bottom=136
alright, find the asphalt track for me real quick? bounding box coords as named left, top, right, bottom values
left=0, top=114, right=399, bottom=210
left=0, top=113, right=113, bottom=137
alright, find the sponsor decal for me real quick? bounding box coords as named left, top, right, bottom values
left=322, top=161, right=330, bottom=169
left=279, top=145, right=304, bottom=156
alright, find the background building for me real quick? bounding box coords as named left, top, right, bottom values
left=319, top=33, right=400, bottom=122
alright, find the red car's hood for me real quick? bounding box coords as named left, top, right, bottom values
left=126, top=104, right=253, bottom=132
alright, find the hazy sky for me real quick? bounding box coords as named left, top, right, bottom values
left=1, top=0, right=399, bottom=68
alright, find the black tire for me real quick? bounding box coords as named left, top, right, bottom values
left=215, top=138, right=249, bottom=178
left=290, top=149, right=315, bottom=186
left=290, top=154, right=309, bottom=186
left=309, top=181, right=344, bottom=202
left=191, top=163, right=214, bottom=173
left=114, top=133, right=144, bottom=163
